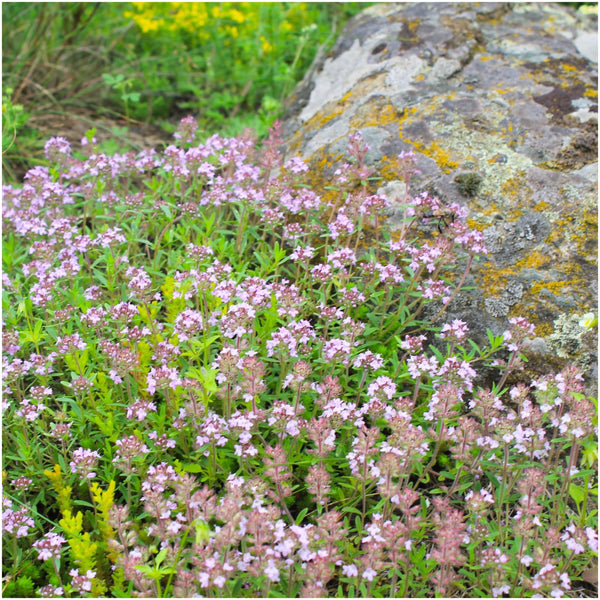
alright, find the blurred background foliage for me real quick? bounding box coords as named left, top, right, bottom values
left=2, top=1, right=371, bottom=182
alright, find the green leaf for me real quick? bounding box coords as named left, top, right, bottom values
left=159, top=203, right=174, bottom=220
left=102, top=73, right=125, bottom=87
left=193, top=519, right=211, bottom=546
left=84, top=127, right=97, bottom=143
left=182, top=463, right=204, bottom=474
left=19, top=318, right=47, bottom=346
left=569, top=484, right=586, bottom=505
left=341, top=506, right=363, bottom=516
left=93, top=412, right=114, bottom=438
left=295, top=507, right=309, bottom=525
left=155, top=547, right=168, bottom=567
left=123, top=92, right=141, bottom=103
left=187, top=335, right=220, bottom=355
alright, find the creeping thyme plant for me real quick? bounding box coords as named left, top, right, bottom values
left=2, top=119, right=598, bottom=598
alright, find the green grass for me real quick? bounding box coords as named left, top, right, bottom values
left=2, top=2, right=371, bottom=183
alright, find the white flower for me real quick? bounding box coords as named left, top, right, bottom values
left=492, top=584, right=510, bottom=597
left=585, top=527, right=598, bottom=552
left=264, top=560, right=280, bottom=582
left=363, top=567, right=377, bottom=581
left=578, top=312, right=596, bottom=330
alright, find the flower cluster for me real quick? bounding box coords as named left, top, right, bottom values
left=1, top=120, right=596, bottom=599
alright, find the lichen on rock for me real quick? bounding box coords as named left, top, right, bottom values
left=279, top=2, right=597, bottom=386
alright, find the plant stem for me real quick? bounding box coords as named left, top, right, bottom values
left=428, top=254, right=474, bottom=324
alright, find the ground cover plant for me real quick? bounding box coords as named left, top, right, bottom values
left=2, top=2, right=369, bottom=182
left=2, top=117, right=598, bottom=598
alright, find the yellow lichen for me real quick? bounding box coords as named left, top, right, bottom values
left=515, top=250, right=551, bottom=270
left=526, top=319, right=553, bottom=338
left=561, top=64, right=579, bottom=73
left=352, top=101, right=402, bottom=128
left=530, top=280, right=567, bottom=295
left=465, top=218, right=487, bottom=231
left=379, top=155, right=405, bottom=182
left=393, top=106, right=463, bottom=174
left=534, top=200, right=552, bottom=211
left=408, top=140, right=459, bottom=174
left=478, top=266, right=514, bottom=296
left=491, top=84, right=513, bottom=95
left=500, top=172, right=530, bottom=201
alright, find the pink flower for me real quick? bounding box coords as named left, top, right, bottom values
left=113, top=436, right=150, bottom=473
left=363, top=567, right=377, bottom=581
left=2, top=501, right=34, bottom=538
left=126, top=266, right=153, bottom=299
left=492, top=584, right=510, bottom=597
left=342, top=564, right=358, bottom=577
left=195, top=412, right=229, bottom=453
left=322, top=338, right=352, bottom=365
left=284, top=156, right=308, bottom=174
left=146, top=365, right=182, bottom=395
left=290, top=245, right=315, bottom=263
left=148, top=431, right=176, bottom=450
left=220, top=302, right=256, bottom=338
left=56, top=333, right=86, bottom=354
left=70, top=447, right=101, bottom=480
left=327, top=247, right=357, bottom=269
left=33, top=532, right=66, bottom=561
left=11, top=476, right=33, bottom=491
left=264, top=559, right=280, bottom=582
left=440, top=319, right=469, bottom=342
left=94, top=227, right=126, bottom=249
left=44, top=136, right=71, bottom=163
left=174, top=308, right=204, bottom=341
left=69, top=569, right=96, bottom=594
left=367, top=376, right=396, bottom=401
left=126, top=398, right=157, bottom=421
left=16, top=398, right=46, bottom=422
left=353, top=350, right=384, bottom=371
left=339, top=287, right=365, bottom=307
left=417, top=278, right=452, bottom=302
left=329, top=210, right=355, bottom=239
left=585, top=527, right=598, bottom=553
left=173, top=115, right=198, bottom=145
left=400, top=334, right=427, bottom=353
left=375, top=262, right=404, bottom=283
left=455, top=229, right=488, bottom=255
left=561, top=523, right=590, bottom=555
left=503, top=317, right=535, bottom=351
left=267, top=320, right=316, bottom=358
left=38, top=585, right=64, bottom=597
left=406, top=353, right=439, bottom=379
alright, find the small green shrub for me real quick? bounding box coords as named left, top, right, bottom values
left=1, top=2, right=370, bottom=182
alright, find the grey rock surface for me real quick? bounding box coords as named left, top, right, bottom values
left=280, top=2, right=598, bottom=386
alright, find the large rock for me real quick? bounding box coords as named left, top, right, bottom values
left=280, top=2, right=598, bottom=385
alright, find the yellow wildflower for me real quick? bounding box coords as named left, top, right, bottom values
left=261, top=36, right=273, bottom=54
left=227, top=8, right=246, bottom=24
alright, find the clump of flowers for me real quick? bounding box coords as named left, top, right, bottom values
left=1, top=118, right=597, bottom=598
